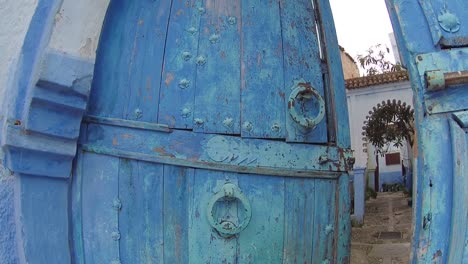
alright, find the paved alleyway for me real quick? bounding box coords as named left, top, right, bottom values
left=350, top=192, right=413, bottom=264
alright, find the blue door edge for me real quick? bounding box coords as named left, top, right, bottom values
left=0, top=1, right=354, bottom=263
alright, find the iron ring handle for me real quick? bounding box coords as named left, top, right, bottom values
left=206, top=183, right=252, bottom=238
left=288, top=82, right=325, bottom=129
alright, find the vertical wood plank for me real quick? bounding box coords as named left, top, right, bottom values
left=163, top=165, right=194, bottom=264
left=237, top=174, right=285, bottom=263
left=118, top=159, right=164, bottom=263
left=447, top=119, right=468, bottom=264
left=123, top=1, right=172, bottom=123
left=283, top=178, right=315, bottom=264
left=189, top=169, right=238, bottom=263
left=280, top=0, right=327, bottom=143
left=193, top=0, right=241, bottom=134
left=71, top=151, right=85, bottom=263
left=81, top=153, right=120, bottom=263
left=316, top=0, right=350, bottom=148
left=89, top=1, right=172, bottom=122
left=313, top=179, right=337, bottom=263
left=335, top=174, right=351, bottom=263
left=158, top=0, right=203, bottom=129
left=88, top=1, right=141, bottom=119
left=240, top=0, right=285, bottom=139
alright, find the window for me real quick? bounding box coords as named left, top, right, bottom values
left=385, top=152, right=401, bottom=165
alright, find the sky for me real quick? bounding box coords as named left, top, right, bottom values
left=329, top=0, right=397, bottom=64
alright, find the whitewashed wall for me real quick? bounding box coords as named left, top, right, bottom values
left=346, top=80, right=413, bottom=169
left=49, top=0, right=109, bottom=60
left=0, top=0, right=38, bottom=106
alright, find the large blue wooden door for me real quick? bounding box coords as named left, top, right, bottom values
left=72, top=1, right=351, bottom=263
left=386, top=0, right=468, bottom=262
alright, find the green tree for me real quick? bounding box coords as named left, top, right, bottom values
left=357, top=44, right=404, bottom=76
left=363, top=99, right=414, bottom=156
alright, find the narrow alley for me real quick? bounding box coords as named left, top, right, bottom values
left=351, top=192, right=413, bottom=264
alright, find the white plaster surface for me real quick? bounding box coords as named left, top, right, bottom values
left=346, top=81, right=413, bottom=169
left=0, top=0, right=38, bottom=106
left=49, top=0, right=110, bottom=60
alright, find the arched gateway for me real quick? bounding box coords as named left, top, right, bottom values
left=1, top=0, right=352, bottom=263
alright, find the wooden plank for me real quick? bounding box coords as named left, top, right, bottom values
left=313, top=179, right=337, bottom=263
left=280, top=0, right=327, bottom=143
left=240, top=0, right=285, bottom=139
left=84, top=123, right=350, bottom=174
left=335, top=174, right=351, bottom=263
left=447, top=119, right=468, bottom=264
left=237, top=174, right=285, bottom=263
left=87, top=1, right=140, bottom=118
left=193, top=0, right=241, bottom=134
left=123, top=1, right=172, bottom=122
left=283, top=178, right=315, bottom=263
left=118, top=159, right=164, bottom=263
left=188, top=169, right=238, bottom=263
left=88, top=1, right=172, bottom=122
left=81, top=152, right=120, bottom=263
left=18, top=176, right=71, bottom=263
left=163, top=165, right=194, bottom=264
left=316, top=0, right=350, bottom=148
left=71, top=150, right=85, bottom=263
left=158, top=0, right=203, bottom=129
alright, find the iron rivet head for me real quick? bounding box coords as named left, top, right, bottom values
left=178, top=79, right=191, bottom=89
left=198, top=7, right=205, bottom=14
left=428, top=105, right=433, bottom=112
left=438, top=10, right=460, bottom=33
left=228, top=16, right=237, bottom=25
left=321, top=260, right=330, bottom=264
left=194, top=118, right=204, bottom=126
left=325, top=224, right=334, bottom=234
left=111, top=231, right=121, bottom=241
left=187, top=27, right=197, bottom=35
left=112, top=199, right=122, bottom=211
left=181, top=108, right=191, bottom=118
left=196, top=55, right=206, bottom=66
left=223, top=117, right=234, bottom=128
left=182, top=51, right=192, bottom=61
left=111, top=261, right=121, bottom=264
left=209, top=34, right=220, bottom=44
left=242, top=121, right=253, bottom=132
left=134, top=108, right=143, bottom=119
left=271, top=123, right=281, bottom=132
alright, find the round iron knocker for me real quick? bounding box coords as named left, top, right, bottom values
left=207, top=183, right=251, bottom=238
left=288, top=81, right=325, bottom=129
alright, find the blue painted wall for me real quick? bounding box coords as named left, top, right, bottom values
left=0, top=164, right=18, bottom=264
left=352, top=168, right=365, bottom=224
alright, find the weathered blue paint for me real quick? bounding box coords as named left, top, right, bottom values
left=1, top=0, right=354, bottom=263
left=0, top=169, right=18, bottom=264
left=240, top=0, right=285, bottom=139
left=386, top=1, right=468, bottom=262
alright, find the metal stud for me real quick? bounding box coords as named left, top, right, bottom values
left=182, top=51, right=192, bottom=61
left=196, top=55, right=207, bottom=66
left=228, top=16, right=237, bottom=25
left=134, top=108, right=143, bottom=119
left=111, top=231, right=121, bottom=241
left=209, top=34, right=220, bottom=44
left=242, top=121, right=253, bottom=132
left=178, top=79, right=191, bottom=89
left=271, top=123, right=281, bottom=133
left=194, top=118, right=204, bottom=126
left=198, top=7, right=205, bottom=14
left=181, top=108, right=191, bottom=118
left=187, top=27, right=197, bottom=35
left=112, top=199, right=122, bottom=211
left=223, top=117, right=234, bottom=128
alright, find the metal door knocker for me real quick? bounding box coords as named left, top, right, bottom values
left=288, top=80, right=325, bottom=129
left=207, top=183, right=252, bottom=238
